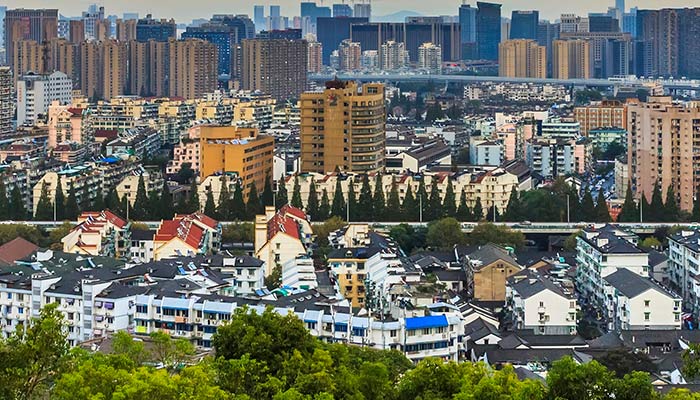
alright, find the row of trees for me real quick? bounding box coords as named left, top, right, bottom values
left=618, top=183, right=688, bottom=223
left=3, top=303, right=700, bottom=400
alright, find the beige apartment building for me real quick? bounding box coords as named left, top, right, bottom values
left=552, top=39, right=593, bottom=79
left=628, top=97, right=700, bottom=212
left=168, top=39, right=218, bottom=99
left=300, top=80, right=386, bottom=174
left=241, top=38, right=308, bottom=101
left=574, top=100, right=628, bottom=136
left=498, top=39, right=546, bottom=79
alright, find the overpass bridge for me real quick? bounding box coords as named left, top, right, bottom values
left=309, top=73, right=700, bottom=91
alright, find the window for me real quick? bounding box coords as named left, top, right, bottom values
left=644, top=300, right=650, bottom=307
left=407, top=330, right=416, bottom=337
left=539, top=301, right=544, bottom=307
left=644, top=312, right=650, bottom=321
left=17, top=307, right=23, bottom=314
left=390, top=330, right=397, bottom=337
left=422, top=328, right=431, bottom=335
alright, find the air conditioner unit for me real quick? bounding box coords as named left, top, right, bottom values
left=195, top=318, right=202, bottom=323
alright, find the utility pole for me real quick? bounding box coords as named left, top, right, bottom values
left=567, top=194, right=570, bottom=223
left=419, top=194, right=423, bottom=223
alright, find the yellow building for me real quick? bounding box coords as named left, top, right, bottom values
left=552, top=39, right=592, bottom=79
left=300, top=79, right=386, bottom=174
left=199, top=126, right=274, bottom=197
left=498, top=39, right=547, bottom=79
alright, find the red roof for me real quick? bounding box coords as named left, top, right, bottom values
left=267, top=213, right=300, bottom=241
left=154, top=218, right=205, bottom=250
left=0, top=237, right=38, bottom=265
left=67, top=107, right=84, bottom=116
left=174, top=212, right=219, bottom=230
left=94, top=129, right=118, bottom=139
left=78, top=210, right=128, bottom=229
left=279, top=204, right=307, bottom=221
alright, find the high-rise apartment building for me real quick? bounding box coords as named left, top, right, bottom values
left=307, top=40, right=323, bottom=73
left=380, top=41, right=407, bottom=71
left=80, top=40, right=128, bottom=100
left=12, top=40, right=44, bottom=79
left=476, top=2, right=501, bottom=61
left=510, top=11, right=539, bottom=40
left=127, top=39, right=168, bottom=97
left=241, top=38, right=308, bottom=101
left=116, top=19, right=138, bottom=41
left=136, top=15, right=176, bottom=42
left=574, top=100, right=628, bottom=136
left=0, top=67, right=12, bottom=135
left=16, top=71, right=73, bottom=126
left=12, top=39, right=77, bottom=85
left=182, top=24, right=238, bottom=76
left=552, top=39, right=593, bottom=79
left=4, top=8, right=58, bottom=67
left=69, top=20, right=85, bottom=44
left=338, top=39, right=361, bottom=71
left=300, top=79, right=385, bottom=174
left=0, top=6, right=7, bottom=51
left=169, top=39, right=219, bottom=99
left=418, top=42, right=442, bottom=73
left=498, top=39, right=546, bottom=78
left=627, top=97, right=700, bottom=212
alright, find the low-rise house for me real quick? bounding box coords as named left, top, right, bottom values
left=152, top=213, right=221, bottom=260
left=254, top=205, right=313, bottom=276
left=506, top=269, right=578, bottom=335
left=668, top=230, right=700, bottom=315
left=62, top=210, right=131, bottom=258
left=603, top=268, right=682, bottom=331
left=282, top=255, right=318, bottom=290
left=467, top=244, right=523, bottom=301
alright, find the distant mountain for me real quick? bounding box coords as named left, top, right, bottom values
left=373, top=10, right=423, bottom=23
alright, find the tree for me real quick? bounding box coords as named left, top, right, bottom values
left=92, top=185, right=106, bottom=212
left=149, top=331, right=195, bottom=370
left=641, top=192, right=652, bottom=222
left=472, top=197, right=484, bottom=221
left=246, top=181, right=263, bottom=219
left=291, top=176, right=303, bottom=209
left=397, top=358, right=463, bottom=400
left=442, top=178, right=457, bottom=218
left=0, top=304, right=70, bottom=400
left=261, top=175, right=274, bottom=208
left=181, top=181, right=200, bottom=214
left=598, top=349, right=657, bottom=378
left=9, top=186, right=26, bottom=221
left=456, top=188, right=472, bottom=222
left=640, top=236, right=662, bottom=250
left=357, top=175, right=374, bottom=221
left=65, top=181, right=80, bottom=220
left=313, top=216, right=346, bottom=248
left=617, top=186, right=639, bottom=223
left=231, top=182, right=246, bottom=221
left=105, top=186, right=120, bottom=214
left=132, top=175, right=150, bottom=220
left=401, top=184, right=418, bottom=222
left=386, top=177, right=402, bottom=222
left=222, top=223, right=254, bottom=243
left=306, top=179, right=320, bottom=221
left=595, top=188, right=611, bottom=222
left=318, top=189, right=331, bottom=221
left=276, top=178, right=288, bottom=210
left=426, top=179, right=442, bottom=221
left=55, top=179, right=66, bottom=221
left=157, top=181, right=175, bottom=220
left=372, top=174, right=385, bottom=221
left=34, top=184, right=53, bottom=221
left=683, top=342, right=700, bottom=382
left=204, top=185, right=217, bottom=217
left=580, top=188, right=595, bottom=222
left=347, top=179, right=357, bottom=221
left=424, top=103, right=445, bottom=122
left=503, top=187, right=522, bottom=222
left=389, top=223, right=427, bottom=254
left=650, top=182, right=664, bottom=222
left=0, top=180, right=8, bottom=220
left=547, top=357, right=614, bottom=400
left=176, top=162, right=195, bottom=184
left=665, top=184, right=680, bottom=222
left=216, top=177, right=231, bottom=220
left=111, top=331, right=147, bottom=365
left=330, top=178, right=346, bottom=219
left=468, top=222, right=525, bottom=248
left=426, top=218, right=465, bottom=249
left=416, top=180, right=427, bottom=220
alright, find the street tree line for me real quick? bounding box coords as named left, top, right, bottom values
left=3, top=304, right=700, bottom=399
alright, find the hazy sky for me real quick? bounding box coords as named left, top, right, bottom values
left=2, top=0, right=698, bottom=23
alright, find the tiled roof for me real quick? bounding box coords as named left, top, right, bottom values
left=0, top=237, right=39, bottom=265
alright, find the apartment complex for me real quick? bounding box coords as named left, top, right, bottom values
left=574, top=100, right=628, bottom=136
left=417, top=42, right=442, bottom=74
left=4, top=8, right=58, bottom=67
left=300, top=79, right=385, bottom=173
left=169, top=39, right=219, bottom=99
left=16, top=71, right=73, bottom=126
left=0, top=67, right=11, bottom=135
left=627, top=97, right=700, bottom=212
left=551, top=39, right=593, bottom=79
left=198, top=126, right=274, bottom=198
left=241, top=38, right=308, bottom=101
left=498, top=39, right=546, bottom=79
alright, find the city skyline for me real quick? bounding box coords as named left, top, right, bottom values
left=1, top=0, right=696, bottom=23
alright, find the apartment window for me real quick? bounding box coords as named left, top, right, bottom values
left=644, top=312, right=650, bottom=321
left=17, top=307, right=23, bottom=314
left=422, top=328, right=431, bottom=335
left=539, top=301, right=544, bottom=307
left=644, top=300, right=650, bottom=307
left=390, top=330, right=397, bottom=337
left=569, top=301, right=576, bottom=309
left=407, top=330, right=416, bottom=337
left=675, top=314, right=681, bottom=322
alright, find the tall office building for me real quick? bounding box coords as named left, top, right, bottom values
left=560, top=14, right=589, bottom=33
left=254, top=6, right=266, bottom=32
left=0, top=6, right=7, bottom=50
left=16, top=71, right=72, bottom=126
left=552, top=39, right=593, bottom=79
left=241, top=38, right=307, bottom=101
left=300, top=2, right=332, bottom=35
left=307, top=40, right=323, bottom=73
left=538, top=21, right=560, bottom=76
left=317, top=17, right=368, bottom=64
left=4, top=9, right=58, bottom=67
left=354, top=3, right=371, bottom=19
left=476, top=2, right=501, bottom=61
left=628, top=97, right=700, bottom=212
left=381, top=41, right=407, bottom=71
left=588, top=15, right=619, bottom=32
left=333, top=4, right=353, bottom=18
left=418, top=42, right=443, bottom=73
left=510, top=11, right=539, bottom=40
left=82, top=5, right=105, bottom=40
left=169, top=39, right=219, bottom=99
left=136, top=15, right=176, bottom=42
left=498, top=39, right=546, bottom=78
left=268, top=5, right=284, bottom=31
left=338, top=39, right=361, bottom=71
left=459, top=3, right=477, bottom=59
left=182, top=24, right=237, bottom=76
left=300, top=79, right=385, bottom=174
left=0, top=67, right=12, bottom=135
left=212, top=14, right=256, bottom=43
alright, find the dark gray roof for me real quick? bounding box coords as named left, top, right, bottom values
left=97, top=283, right=150, bottom=299
left=604, top=269, right=678, bottom=299
left=669, top=230, right=700, bottom=252
left=508, top=269, right=574, bottom=299
left=328, top=247, right=382, bottom=260
left=131, top=229, right=155, bottom=241
left=468, top=244, right=521, bottom=270
left=498, top=332, right=588, bottom=349
left=648, top=250, right=668, bottom=267
left=433, top=268, right=467, bottom=282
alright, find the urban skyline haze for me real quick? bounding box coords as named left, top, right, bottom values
left=1, top=0, right=696, bottom=22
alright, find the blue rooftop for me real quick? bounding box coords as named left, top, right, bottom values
left=405, top=315, right=448, bottom=330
